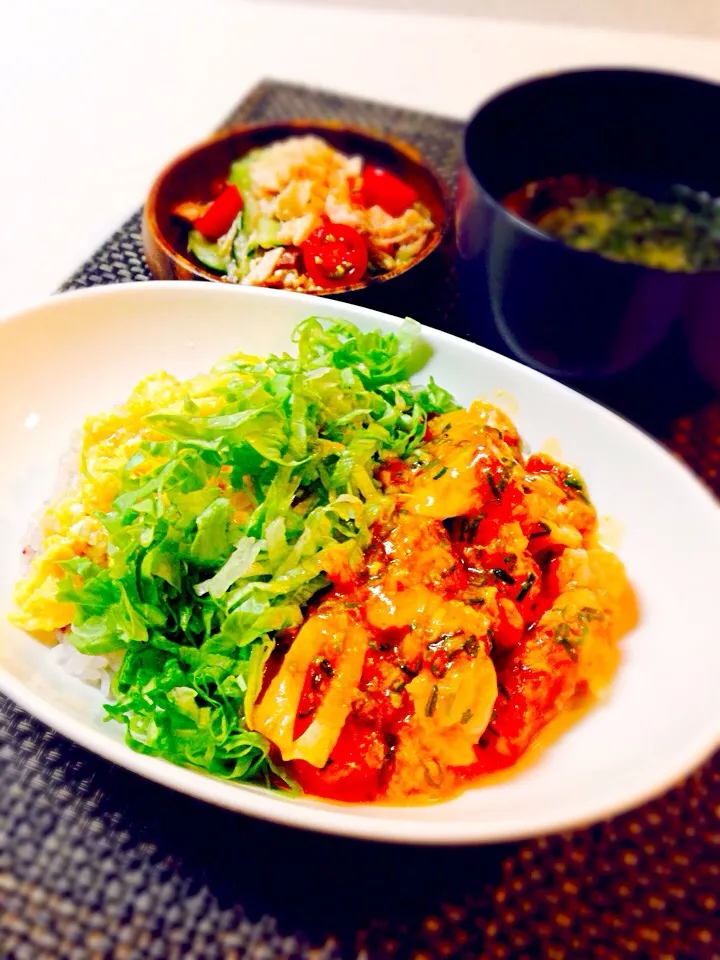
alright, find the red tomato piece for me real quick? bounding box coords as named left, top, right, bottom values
left=291, top=718, right=384, bottom=803
left=525, top=453, right=556, bottom=476
left=360, top=165, right=418, bottom=217
left=301, top=223, right=369, bottom=288
left=193, top=184, right=243, bottom=240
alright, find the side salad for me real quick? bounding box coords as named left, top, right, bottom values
left=172, top=135, right=437, bottom=291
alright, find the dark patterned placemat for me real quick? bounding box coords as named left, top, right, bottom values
left=2, top=80, right=719, bottom=960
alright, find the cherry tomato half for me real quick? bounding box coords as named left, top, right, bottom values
left=360, top=165, right=418, bottom=218
left=291, top=718, right=384, bottom=803
left=301, top=223, right=369, bottom=288
left=193, top=183, right=243, bottom=240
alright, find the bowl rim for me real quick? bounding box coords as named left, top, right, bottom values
left=461, top=66, right=720, bottom=278
left=143, top=118, right=451, bottom=295
left=1, top=280, right=719, bottom=845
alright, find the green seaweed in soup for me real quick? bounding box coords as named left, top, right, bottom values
left=504, top=176, right=720, bottom=273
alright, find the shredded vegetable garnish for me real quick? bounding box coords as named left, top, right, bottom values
left=13, top=317, right=455, bottom=787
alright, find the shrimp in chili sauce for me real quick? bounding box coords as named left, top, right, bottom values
left=250, top=402, right=635, bottom=802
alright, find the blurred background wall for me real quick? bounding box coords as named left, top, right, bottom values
left=278, top=0, right=720, bottom=38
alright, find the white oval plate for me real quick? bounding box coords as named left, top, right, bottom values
left=1, top=282, right=718, bottom=845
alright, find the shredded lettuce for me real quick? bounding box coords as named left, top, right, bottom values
left=187, top=229, right=231, bottom=273
left=57, top=316, right=457, bottom=787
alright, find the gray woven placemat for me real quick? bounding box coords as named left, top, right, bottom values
left=2, top=80, right=718, bottom=960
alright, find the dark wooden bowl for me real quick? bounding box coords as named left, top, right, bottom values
left=142, top=120, right=450, bottom=296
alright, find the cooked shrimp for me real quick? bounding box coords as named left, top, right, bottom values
left=257, top=401, right=633, bottom=803
left=249, top=600, right=370, bottom=769
left=379, top=404, right=523, bottom=520
left=467, top=599, right=586, bottom=775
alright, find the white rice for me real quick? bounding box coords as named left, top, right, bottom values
left=21, top=430, right=123, bottom=694
left=20, top=431, right=83, bottom=571
left=47, top=633, right=123, bottom=697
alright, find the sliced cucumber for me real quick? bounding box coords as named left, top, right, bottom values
left=253, top=216, right=281, bottom=249
left=229, top=151, right=261, bottom=235
left=230, top=231, right=251, bottom=281
left=396, top=243, right=418, bottom=263
left=187, top=229, right=230, bottom=273
left=228, top=150, right=261, bottom=192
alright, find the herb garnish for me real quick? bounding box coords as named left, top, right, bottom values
left=486, top=471, right=501, bottom=500
left=528, top=521, right=551, bottom=539
left=557, top=637, right=579, bottom=662
left=463, top=636, right=480, bottom=659
left=491, top=568, right=516, bottom=586
left=316, top=657, right=334, bottom=678
left=516, top=572, right=536, bottom=603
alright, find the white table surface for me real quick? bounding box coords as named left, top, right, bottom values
left=3, top=0, right=720, bottom=318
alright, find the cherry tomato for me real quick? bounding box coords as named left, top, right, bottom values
left=360, top=165, right=418, bottom=217
left=291, top=718, right=383, bottom=803
left=301, top=223, right=369, bottom=288
left=193, top=184, right=243, bottom=240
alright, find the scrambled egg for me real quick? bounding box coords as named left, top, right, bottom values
left=12, top=358, right=257, bottom=637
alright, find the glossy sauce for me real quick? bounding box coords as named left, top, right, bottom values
left=251, top=403, right=634, bottom=803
